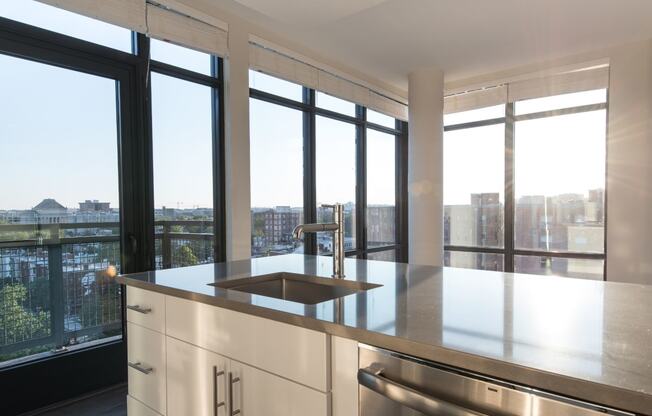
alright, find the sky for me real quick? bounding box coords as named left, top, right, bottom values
left=0, top=2, right=606, bottom=212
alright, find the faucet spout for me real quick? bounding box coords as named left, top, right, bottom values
left=291, top=203, right=346, bottom=278
left=292, top=223, right=338, bottom=240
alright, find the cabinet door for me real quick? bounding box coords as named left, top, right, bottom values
left=167, top=337, right=229, bottom=416
left=229, top=361, right=330, bottom=416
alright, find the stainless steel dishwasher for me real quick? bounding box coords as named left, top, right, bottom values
left=358, top=344, right=634, bottom=416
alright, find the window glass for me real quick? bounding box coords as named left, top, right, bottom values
left=368, top=250, right=396, bottom=262
left=444, top=251, right=504, bottom=271
left=444, top=124, right=504, bottom=248
left=151, top=73, right=215, bottom=269
left=367, top=129, right=396, bottom=249
left=316, top=116, right=356, bottom=253
left=0, top=1, right=132, bottom=52
left=0, top=54, right=121, bottom=365
left=316, top=92, right=356, bottom=116
left=367, top=109, right=396, bottom=128
left=444, top=104, right=505, bottom=126
left=514, top=256, right=603, bottom=280
left=515, top=89, right=607, bottom=115
left=150, top=39, right=212, bottom=76
left=514, top=110, right=606, bottom=253
left=250, top=99, right=304, bottom=257
left=249, top=70, right=303, bottom=102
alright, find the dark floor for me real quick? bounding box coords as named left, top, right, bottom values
left=29, top=385, right=127, bottom=416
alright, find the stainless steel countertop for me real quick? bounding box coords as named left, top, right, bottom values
left=116, top=254, right=652, bottom=415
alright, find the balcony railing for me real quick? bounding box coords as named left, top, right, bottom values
left=0, top=220, right=214, bottom=365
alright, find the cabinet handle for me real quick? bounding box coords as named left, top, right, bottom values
left=126, top=304, right=151, bottom=314
left=228, top=371, right=241, bottom=416
left=128, top=361, right=153, bottom=374
left=214, top=366, right=225, bottom=415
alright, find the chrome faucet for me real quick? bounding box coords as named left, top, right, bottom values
left=292, top=203, right=345, bottom=278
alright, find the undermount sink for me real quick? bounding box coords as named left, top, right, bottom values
left=209, top=272, right=382, bottom=304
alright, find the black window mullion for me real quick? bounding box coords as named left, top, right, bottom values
left=356, top=105, right=367, bottom=258
left=396, top=120, right=409, bottom=263
left=303, top=88, right=317, bottom=255
left=211, top=56, right=226, bottom=262
left=504, top=102, right=515, bottom=272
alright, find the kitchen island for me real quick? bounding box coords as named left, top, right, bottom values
left=117, top=254, right=652, bottom=415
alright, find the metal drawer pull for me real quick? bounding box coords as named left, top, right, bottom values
left=358, top=367, right=487, bottom=416
left=228, top=372, right=241, bottom=416
left=214, top=366, right=225, bottom=415
left=126, top=304, right=151, bottom=314
left=128, top=361, right=153, bottom=375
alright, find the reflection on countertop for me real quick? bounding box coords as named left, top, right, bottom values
left=117, top=254, right=652, bottom=415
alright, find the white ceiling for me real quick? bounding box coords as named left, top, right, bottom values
left=217, top=0, right=652, bottom=91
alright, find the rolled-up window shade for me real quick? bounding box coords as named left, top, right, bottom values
left=444, top=85, right=507, bottom=114
left=37, top=0, right=146, bottom=32
left=249, top=42, right=408, bottom=120
left=146, top=3, right=228, bottom=57
left=249, top=45, right=318, bottom=89
left=153, top=0, right=226, bottom=29
left=508, top=66, right=609, bottom=103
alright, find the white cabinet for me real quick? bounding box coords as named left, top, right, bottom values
left=230, top=360, right=331, bottom=416
left=127, top=322, right=166, bottom=415
left=166, top=296, right=330, bottom=392
left=167, top=337, right=330, bottom=416
left=127, top=288, right=359, bottom=416
left=166, top=336, right=229, bottom=416
left=127, top=395, right=162, bottom=416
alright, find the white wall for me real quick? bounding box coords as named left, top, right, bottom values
left=446, top=39, right=652, bottom=284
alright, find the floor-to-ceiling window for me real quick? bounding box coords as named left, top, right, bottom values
left=249, top=71, right=407, bottom=261
left=249, top=72, right=305, bottom=257
left=0, top=3, right=225, bottom=412
left=150, top=40, right=223, bottom=270
left=444, top=86, right=607, bottom=279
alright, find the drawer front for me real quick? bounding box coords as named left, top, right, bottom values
left=166, top=296, right=329, bottom=392
left=127, top=286, right=165, bottom=333
left=127, top=395, right=163, bottom=416
left=231, top=360, right=330, bottom=416
left=128, top=322, right=166, bottom=415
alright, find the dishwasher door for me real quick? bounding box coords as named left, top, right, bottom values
left=358, top=344, right=633, bottom=416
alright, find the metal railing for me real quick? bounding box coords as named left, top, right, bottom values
left=0, top=220, right=214, bottom=364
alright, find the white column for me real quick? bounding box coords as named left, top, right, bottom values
left=606, top=39, right=652, bottom=284
left=224, top=25, right=252, bottom=261
left=407, top=68, right=445, bottom=266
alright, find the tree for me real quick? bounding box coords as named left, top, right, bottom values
left=0, top=283, right=50, bottom=348
left=177, top=245, right=199, bottom=267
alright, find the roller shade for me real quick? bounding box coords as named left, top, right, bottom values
left=37, top=0, right=147, bottom=32
left=508, top=66, right=609, bottom=103
left=444, top=66, right=609, bottom=114
left=146, top=3, right=228, bottom=57
left=249, top=42, right=408, bottom=121
left=444, top=85, right=507, bottom=115
left=153, top=0, right=227, bottom=30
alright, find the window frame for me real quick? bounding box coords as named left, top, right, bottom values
left=249, top=73, right=408, bottom=261
left=0, top=16, right=226, bottom=414
left=444, top=94, right=608, bottom=278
